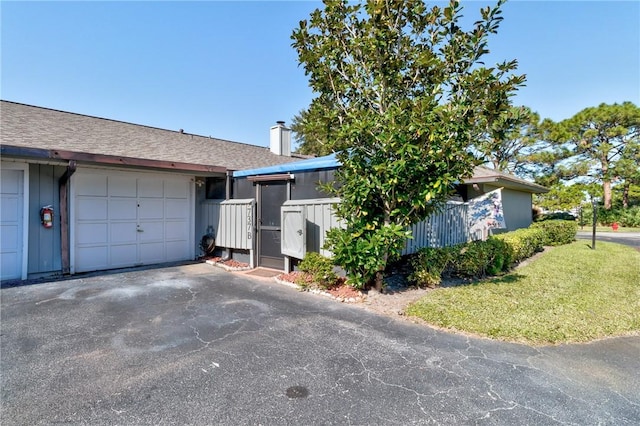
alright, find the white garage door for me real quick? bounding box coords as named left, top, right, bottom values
left=73, top=170, right=193, bottom=273
left=1, top=166, right=27, bottom=280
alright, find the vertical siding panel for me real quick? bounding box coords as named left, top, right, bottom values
left=399, top=202, right=470, bottom=256
left=279, top=198, right=474, bottom=258
left=214, top=199, right=253, bottom=250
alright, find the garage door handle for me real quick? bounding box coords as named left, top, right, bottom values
left=137, top=228, right=144, bottom=232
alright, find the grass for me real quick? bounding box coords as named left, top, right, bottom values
left=577, top=226, right=640, bottom=233
left=405, top=241, right=640, bottom=345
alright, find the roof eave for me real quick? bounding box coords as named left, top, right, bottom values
left=464, top=176, right=548, bottom=194
left=1, top=144, right=227, bottom=174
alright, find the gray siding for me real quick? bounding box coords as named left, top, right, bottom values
left=198, top=200, right=224, bottom=241
left=290, top=170, right=336, bottom=200
left=498, top=186, right=533, bottom=231
left=466, top=184, right=533, bottom=233
left=282, top=199, right=470, bottom=259
left=233, top=178, right=255, bottom=199
left=28, top=164, right=65, bottom=277
left=402, top=203, right=469, bottom=255
left=282, top=198, right=342, bottom=257
left=216, top=199, right=255, bottom=250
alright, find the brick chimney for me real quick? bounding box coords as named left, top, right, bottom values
left=270, top=121, right=291, bottom=156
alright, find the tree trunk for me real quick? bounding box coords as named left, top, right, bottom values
left=373, top=270, right=384, bottom=293
left=601, top=158, right=613, bottom=210
left=622, top=181, right=630, bottom=209
left=371, top=210, right=392, bottom=293
left=603, top=180, right=612, bottom=210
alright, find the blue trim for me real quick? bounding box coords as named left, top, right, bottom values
left=233, top=153, right=340, bottom=178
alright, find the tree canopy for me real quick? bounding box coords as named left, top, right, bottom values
left=292, top=0, right=524, bottom=289
left=473, top=105, right=540, bottom=174
left=528, top=102, right=640, bottom=210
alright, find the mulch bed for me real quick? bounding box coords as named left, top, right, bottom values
left=275, top=271, right=364, bottom=303
left=204, top=257, right=251, bottom=271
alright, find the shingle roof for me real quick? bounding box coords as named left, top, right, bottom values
left=0, top=100, right=304, bottom=171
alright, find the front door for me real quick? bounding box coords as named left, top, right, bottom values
left=258, top=181, right=287, bottom=269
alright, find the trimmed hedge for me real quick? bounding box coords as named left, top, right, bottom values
left=493, top=227, right=545, bottom=264
left=408, top=222, right=574, bottom=287
left=531, top=220, right=578, bottom=246
left=409, top=247, right=453, bottom=288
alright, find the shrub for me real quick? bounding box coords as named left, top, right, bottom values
left=532, top=220, right=578, bottom=246
left=493, top=227, right=545, bottom=264
left=408, top=247, right=453, bottom=287
left=618, top=206, right=640, bottom=227
left=325, top=225, right=409, bottom=289
left=450, top=241, right=491, bottom=278
left=536, top=211, right=576, bottom=222
left=409, top=238, right=512, bottom=285
left=448, top=238, right=511, bottom=278
left=408, top=223, right=577, bottom=287
left=580, top=205, right=640, bottom=227
left=298, top=252, right=337, bottom=289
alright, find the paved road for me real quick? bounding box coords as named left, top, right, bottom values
left=576, top=230, right=640, bottom=248
left=2, top=263, right=639, bottom=425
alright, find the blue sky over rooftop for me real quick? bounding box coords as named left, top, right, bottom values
left=2, top=1, right=638, bottom=149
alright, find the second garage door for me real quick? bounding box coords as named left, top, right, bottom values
left=72, top=169, right=193, bottom=273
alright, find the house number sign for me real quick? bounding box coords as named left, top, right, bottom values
left=246, top=204, right=252, bottom=240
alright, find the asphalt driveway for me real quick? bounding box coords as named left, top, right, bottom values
left=1, top=263, right=639, bottom=425
left=576, top=230, right=640, bottom=249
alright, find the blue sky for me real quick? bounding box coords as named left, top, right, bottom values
left=2, top=1, right=638, bottom=149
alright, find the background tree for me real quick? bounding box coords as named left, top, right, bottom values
left=553, top=102, right=640, bottom=210
left=534, top=183, right=591, bottom=213
left=474, top=105, right=539, bottom=174
left=291, top=104, right=334, bottom=156
left=613, top=139, right=640, bottom=208
left=292, top=0, right=524, bottom=289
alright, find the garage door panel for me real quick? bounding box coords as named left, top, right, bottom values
left=1, top=252, right=19, bottom=278
left=110, top=222, right=137, bottom=243
left=0, top=171, right=20, bottom=193
left=139, top=242, right=165, bottom=263
left=110, top=244, right=138, bottom=267
left=109, top=198, right=137, bottom=220
left=138, top=221, right=164, bottom=242
left=1, top=224, right=19, bottom=249
left=76, top=246, right=108, bottom=271
left=108, top=176, right=136, bottom=197
left=139, top=199, right=164, bottom=219
left=77, top=198, right=108, bottom=221
left=165, top=221, right=188, bottom=241
left=165, top=199, right=189, bottom=219
left=77, top=175, right=107, bottom=196
left=138, top=179, right=163, bottom=198
left=76, top=223, right=108, bottom=245
left=0, top=197, right=19, bottom=222
left=74, top=170, right=192, bottom=273
left=165, top=180, right=189, bottom=198
left=0, top=168, right=24, bottom=281
left=166, top=241, right=189, bottom=261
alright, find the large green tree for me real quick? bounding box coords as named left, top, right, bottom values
left=554, top=102, right=640, bottom=210
left=292, top=0, right=524, bottom=289
left=474, top=105, right=540, bottom=174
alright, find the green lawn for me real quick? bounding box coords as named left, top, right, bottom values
left=578, top=226, right=640, bottom=233
left=406, top=241, right=640, bottom=345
